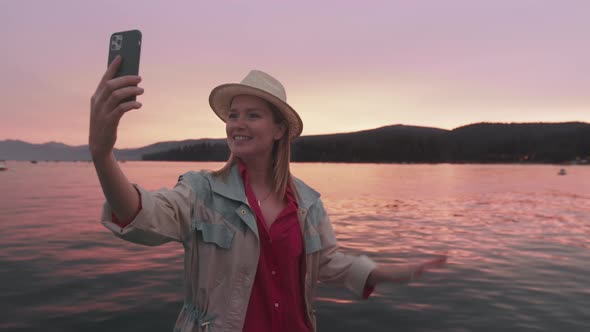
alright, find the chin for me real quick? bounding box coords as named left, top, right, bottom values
left=230, top=145, right=272, bottom=161
left=230, top=146, right=256, bottom=159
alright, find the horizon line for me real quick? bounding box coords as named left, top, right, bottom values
left=2, top=120, right=588, bottom=149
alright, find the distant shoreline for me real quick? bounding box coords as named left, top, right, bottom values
left=2, top=122, right=589, bottom=163
left=3, top=160, right=587, bottom=166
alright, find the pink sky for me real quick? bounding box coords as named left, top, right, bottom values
left=1, top=0, right=589, bottom=148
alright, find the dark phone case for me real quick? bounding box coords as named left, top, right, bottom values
left=107, top=30, right=142, bottom=102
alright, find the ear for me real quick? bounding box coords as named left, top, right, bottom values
left=273, top=122, right=287, bottom=140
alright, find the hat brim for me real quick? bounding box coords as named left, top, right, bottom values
left=209, top=83, right=303, bottom=139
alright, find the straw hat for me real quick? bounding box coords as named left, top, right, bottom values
left=209, top=70, right=303, bottom=139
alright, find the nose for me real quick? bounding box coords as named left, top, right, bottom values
left=226, top=114, right=246, bottom=132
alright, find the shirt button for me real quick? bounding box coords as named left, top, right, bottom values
left=240, top=210, right=247, bottom=215
left=274, top=302, right=279, bottom=308
left=271, top=270, right=276, bottom=276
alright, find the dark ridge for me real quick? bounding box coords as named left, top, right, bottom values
left=2, top=122, right=589, bottom=163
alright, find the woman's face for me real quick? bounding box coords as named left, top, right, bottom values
left=226, top=95, right=285, bottom=160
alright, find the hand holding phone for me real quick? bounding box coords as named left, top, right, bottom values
left=89, top=30, right=143, bottom=158
left=108, top=29, right=142, bottom=102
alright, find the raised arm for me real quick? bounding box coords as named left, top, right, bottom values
left=89, top=55, right=144, bottom=221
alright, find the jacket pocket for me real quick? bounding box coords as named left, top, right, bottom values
left=304, top=233, right=322, bottom=254
left=195, top=221, right=235, bottom=249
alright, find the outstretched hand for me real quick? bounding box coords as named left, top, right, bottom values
left=366, top=254, right=448, bottom=288
left=409, top=254, right=447, bottom=281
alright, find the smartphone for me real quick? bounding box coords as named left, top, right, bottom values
left=107, top=29, right=142, bottom=102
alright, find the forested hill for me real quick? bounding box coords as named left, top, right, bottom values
left=142, top=122, right=590, bottom=163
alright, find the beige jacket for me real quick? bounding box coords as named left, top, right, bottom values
left=101, top=164, right=377, bottom=332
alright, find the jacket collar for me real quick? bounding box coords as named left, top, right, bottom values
left=208, top=163, right=249, bottom=205
left=292, top=177, right=320, bottom=211
left=206, top=163, right=320, bottom=210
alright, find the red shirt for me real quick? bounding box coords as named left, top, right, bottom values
left=239, top=162, right=310, bottom=332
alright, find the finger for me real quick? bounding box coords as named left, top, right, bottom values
left=98, top=75, right=142, bottom=103
left=420, top=260, right=439, bottom=270
left=427, top=257, right=446, bottom=266
left=94, top=56, right=142, bottom=104
left=102, top=55, right=122, bottom=84
left=107, top=75, right=142, bottom=91
left=433, top=255, right=447, bottom=263
left=424, top=257, right=447, bottom=269
left=93, top=55, right=121, bottom=105
left=111, top=101, right=143, bottom=119
left=97, top=76, right=141, bottom=106
left=105, top=86, right=144, bottom=112
left=94, top=56, right=122, bottom=98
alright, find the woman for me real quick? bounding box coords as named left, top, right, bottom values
left=89, top=56, right=447, bottom=332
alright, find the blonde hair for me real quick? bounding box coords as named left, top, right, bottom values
left=212, top=100, right=298, bottom=200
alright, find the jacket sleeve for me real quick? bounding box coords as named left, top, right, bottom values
left=100, top=180, right=194, bottom=246
left=315, top=199, right=377, bottom=298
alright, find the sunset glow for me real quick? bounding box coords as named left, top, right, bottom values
left=1, top=1, right=588, bottom=148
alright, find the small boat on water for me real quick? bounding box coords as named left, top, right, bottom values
left=0, top=160, right=7, bottom=171
left=558, top=168, right=567, bottom=176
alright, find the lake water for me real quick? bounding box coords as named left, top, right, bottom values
left=0, top=161, right=589, bottom=331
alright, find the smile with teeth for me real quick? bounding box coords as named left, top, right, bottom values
left=233, top=135, right=252, bottom=141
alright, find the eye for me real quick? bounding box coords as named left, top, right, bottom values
left=228, top=112, right=238, bottom=119
left=248, top=112, right=261, bottom=119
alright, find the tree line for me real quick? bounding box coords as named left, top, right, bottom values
left=142, top=122, right=590, bottom=163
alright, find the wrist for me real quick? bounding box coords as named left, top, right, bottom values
left=367, top=266, right=389, bottom=287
